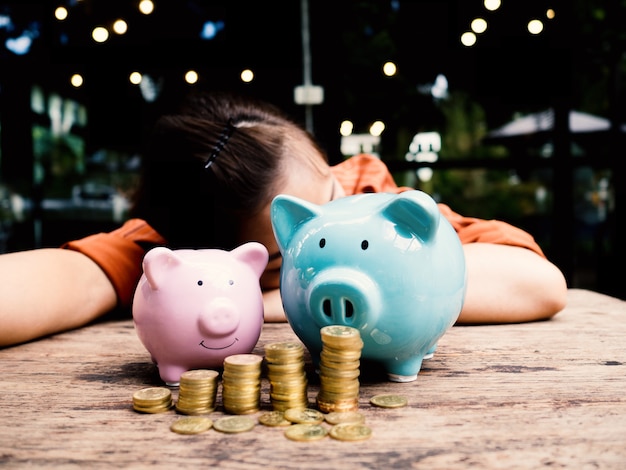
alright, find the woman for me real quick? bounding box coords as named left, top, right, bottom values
left=0, top=91, right=567, bottom=347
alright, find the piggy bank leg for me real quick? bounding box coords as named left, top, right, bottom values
left=310, top=352, right=322, bottom=373
left=156, top=363, right=187, bottom=387
left=423, top=342, right=438, bottom=360
left=385, top=356, right=425, bottom=383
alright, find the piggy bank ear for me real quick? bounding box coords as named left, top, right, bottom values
left=382, top=190, right=440, bottom=243
left=230, top=242, right=269, bottom=279
left=270, top=194, right=322, bottom=253
left=142, top=246, right=182, bottom=291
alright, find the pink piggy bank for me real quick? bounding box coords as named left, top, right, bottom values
left=132, top=243, right=268, bottom=385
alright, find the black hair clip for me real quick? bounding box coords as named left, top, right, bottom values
left=204, top=119, right=236, bottom=169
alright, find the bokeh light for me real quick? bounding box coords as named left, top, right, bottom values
left=471, top=18, right=487, bottom=34
left=129, top=72, right=142, bottom=85
left=383, top=61, right=397, bottom=77
left=113, top=19, right=128, bottom=35
left=54, top=7, right=68, bottom=21
left=92, top=26, right=109, bottom=43
left=369, top=121, right=385, bottom=137
left=240, top=69, right=254, bottom=82
left=184, top=70, right=199, bottom=84
left=528, top=19, right=544, bottom=35
left=340, top=120, right=354, bottom=137
left=461, top=31, right=477, bottom=47
left=138, top=0, right=154, bottom=15
left=484, top=0, right=501, bottom=11
left=70, top=74, right=83, bottom=88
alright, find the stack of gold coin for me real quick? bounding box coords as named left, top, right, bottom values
left=221, top=354, right=263, bottom=414
left=132, top=387, right=173, bottom=413
left=174, top=369, right=219, bottom=415
left=264, top=341, right=309, bottom=411
left=316, top=325, right=363, bottom=413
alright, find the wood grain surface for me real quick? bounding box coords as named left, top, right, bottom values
left=1, top=289, right=624, bottom=469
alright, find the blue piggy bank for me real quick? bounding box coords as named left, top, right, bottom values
left=270, top=190, right=467, bottom=382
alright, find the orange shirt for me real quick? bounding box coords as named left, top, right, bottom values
left=332, top=154, right=545, bottom=257
left=63, top=154, right=544, bottom=308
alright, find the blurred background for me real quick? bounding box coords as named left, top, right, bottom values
left=0, top=0, right=624, bottom=299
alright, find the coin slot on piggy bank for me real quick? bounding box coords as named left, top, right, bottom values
left=270, top=190, right=466, bottom=382
left=132, top=243, right=268, bottom=386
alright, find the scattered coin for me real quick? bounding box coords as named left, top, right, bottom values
left=329, top=423, right=372, bottom=442
left=213, top=415, right=256, bottom=433
left=369, top=394, right=408, bottom=408
left=284, top=423, right=328, bottom=442
left=170, top=416, right=214, bottom=435
left=324, top=411, right=365, bottom=425
left=258, top=411, right=292, bottom=427
left=284, top=408, right=325, bottom=425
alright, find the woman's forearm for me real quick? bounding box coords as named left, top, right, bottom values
left=263, top=288, right=287, bottom=322
left=0, top=248, right=117, bottom=347
left=457, top=243, right=568, bottom=324
left=261, top=244, right=567, bottom=326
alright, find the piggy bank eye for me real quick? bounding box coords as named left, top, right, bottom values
left=229, top=280, right=234, bottom=286
left=319, top=238, right=326, bottom=248
left=361, top=240, right=369, bottom=250
left=197, top=280, right=203, bottom=286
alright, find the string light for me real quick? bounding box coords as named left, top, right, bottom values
left=240, top=69, right=254, bottom=83
left=471, top=18, right=487, bottom=34
left=54, top=7, right=68, bottom=21
left=112, top=19, right=127, bottom=35
left=138, top=0, right=154, bottom=15
left=91, top=26, right=108, bottom=43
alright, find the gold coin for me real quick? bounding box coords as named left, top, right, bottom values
left=213, top=415, right=256, bottom=433
left=324, top=411, right=365, bottom=425
left=180, top=369, right=219, bottom=381
left=320, top=326, right=363, bottom=348
left=132, top=387, right=171, bottom=406
left=370, top=394, right=408, bottom=408
left=170, top=416, right=213, bottom=434
left=266, top=362, right=306, bottom=375
left=132, top=402, right=173, bottom=414
left=258, top=411, right=292, bottom=427
left=319, top=363, right=361, bottom=381
left=321, top=325, right=360, bottom=338
left=329, top=423, right=372, bottom=441
left=320, top=346, right=363, bottom=360
left=284, top=408, right=325, bottom=424
left=316, top=396, right=359, bottom=414
left=284, top=424, right=328, bottom=442
left=224, top=354, right=264, bottom=367
left=265, top=341, right=304, bottom=356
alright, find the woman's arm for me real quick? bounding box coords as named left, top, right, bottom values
left=263, top=288, right=287, bottom=322
left=0, top=248, right=117, bottom=347
left=457, top=243, right=568, bottom=324
left=262, top=243, right=567, bottom=325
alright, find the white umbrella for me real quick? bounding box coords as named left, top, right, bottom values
left=486, top=109, right=624, bottom=139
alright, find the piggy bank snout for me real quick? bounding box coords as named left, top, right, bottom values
left=308, top=268, right=381, bottom=328
left=197, top=297, right=241, bottom=337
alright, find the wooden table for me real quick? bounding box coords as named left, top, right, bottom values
left=1, top=289, right=625, bottom=469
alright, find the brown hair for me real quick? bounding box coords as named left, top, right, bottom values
left=131, top=90, right=329, bottom=249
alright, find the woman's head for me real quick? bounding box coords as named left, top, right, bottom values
left=131, top=90, right=333, bottom=252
